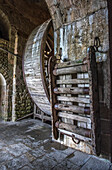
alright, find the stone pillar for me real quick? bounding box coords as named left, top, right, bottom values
left=12, top=30, right=18, bottom=122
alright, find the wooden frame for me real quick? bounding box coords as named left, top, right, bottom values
left=49, top=47, right=100, bottom=155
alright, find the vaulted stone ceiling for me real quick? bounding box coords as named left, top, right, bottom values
left=0, top=0, right=50, bottom=25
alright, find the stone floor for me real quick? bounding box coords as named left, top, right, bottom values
left=0, top=119, right=111, bottom=170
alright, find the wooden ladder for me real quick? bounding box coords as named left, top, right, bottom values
left=49, top=46, right=100, bottom=155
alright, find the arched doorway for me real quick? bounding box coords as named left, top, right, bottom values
left=0, top=73, right=7, bottom=120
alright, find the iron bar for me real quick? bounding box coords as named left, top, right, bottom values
left=0, top=47, right=20, bottom=57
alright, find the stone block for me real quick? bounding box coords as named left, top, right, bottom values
left=7, top=155, right=32, bottom=170
left=68, top=151, right=91, bottom=167
left=53, top=160, right=80, bottom=170
left=0, top=150, right=14, bottom=164
left=47, top=150, right=68, bottom=163
left=5, top=143, right=31, bottom=157
left=32, top=155, right=57, bottom=170
left=80, top=156, right=111, bottom=170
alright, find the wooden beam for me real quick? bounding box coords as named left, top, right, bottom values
left=16, top=113, right=33, bottom=121
left=55, top=60, right=84, bottom=69
left=57, top=79, right=89, bottom=85
left=57, top=96, right=90, bottom=104
left=54, top=87, right=89, bottom=95
left=55, top=121, right=91, bottom=138
left=54, top=104, right=90, bottom=115
left=53, top=65, right=88, bottom=76
left=58, top=128, right=91, bottom=143
left=58, top=112, right=91, bottom=123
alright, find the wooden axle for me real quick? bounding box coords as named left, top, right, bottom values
left=54, top=87, right=89, bottom=95
left=54, top=104, right=90, bottom=115
left=53, top=65, right=88, bottom=76
left=58, top=112, right=91, bottom=123
left=57, top=96, right=90, bottom=104
left=55, top=121, right=91, bottom=138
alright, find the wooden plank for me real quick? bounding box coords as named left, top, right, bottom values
left=57, top=79, right=89, bottom=85
left=55, top=60, right=84, bottom=69
left=57, top=96, right=90, bottom=104
left=16, top=113, right=33, bottom=121
left=54, top=87, right=89, bottom=95
left=58, top=112, right=91, bottom=123
left=58, top=128, right=91, bottom=143
left=53, top=65, right=88, bottom=76
left=54, top=104, right=90, bottom=115
left=55, top=121, right=91, bottom=138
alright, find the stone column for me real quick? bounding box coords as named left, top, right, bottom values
left=12, top=30, right=18, bottom=122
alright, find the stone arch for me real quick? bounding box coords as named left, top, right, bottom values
left=0, top=9, right=11, bottom=40
left=0, top=73, right=8, bottom=120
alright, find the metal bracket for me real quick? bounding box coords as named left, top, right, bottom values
left=94, top=37, right=107, bottom=54
left=72, top=134, right=80, bottom=144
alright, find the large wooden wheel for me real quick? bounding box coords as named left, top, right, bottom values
left=23, top=19, right=54, bottom=115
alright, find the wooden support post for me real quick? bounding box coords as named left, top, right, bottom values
left=88, top=46, right=100, bottom=155
left=33, top=104, right=36, bottom=119
left=41, top=111, right=44, bottom=123
left=48, top=56, right=58, bottom=140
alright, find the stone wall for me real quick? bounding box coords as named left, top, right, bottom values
left=46, top=0, right=110, bottom=160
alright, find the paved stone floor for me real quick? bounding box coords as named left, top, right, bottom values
left=0, top=119, right=111, bottom=170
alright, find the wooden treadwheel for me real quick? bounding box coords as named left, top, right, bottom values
left=23, top=19, right=54, bottom=115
